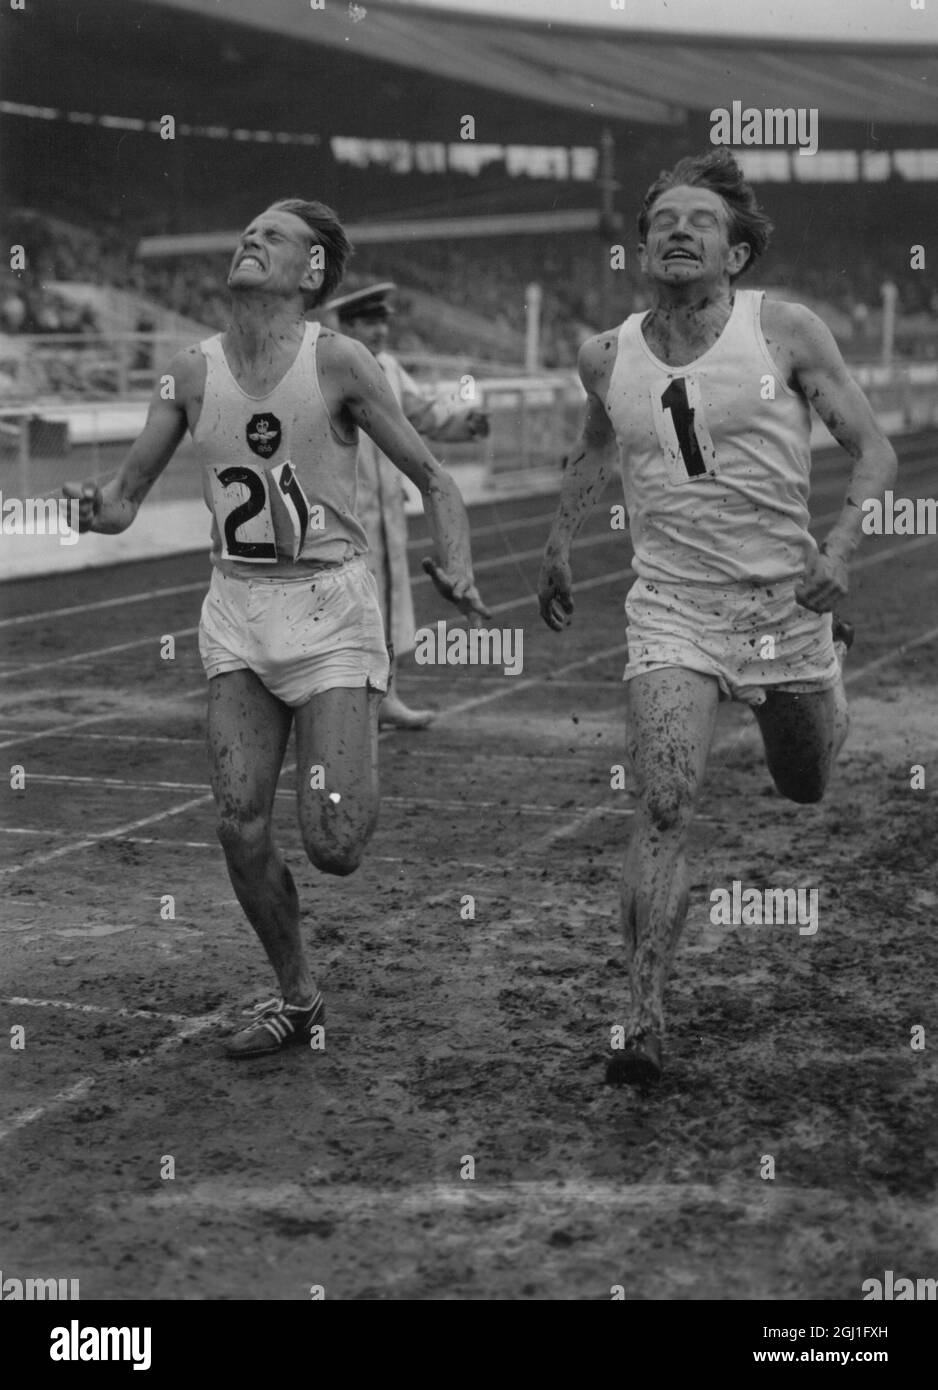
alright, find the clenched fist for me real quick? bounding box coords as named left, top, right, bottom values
left=795, top=547, right=848, bottom=613
left=538, top=553, right=574, bottom=631
left=61, top=481, right=102, bottom=533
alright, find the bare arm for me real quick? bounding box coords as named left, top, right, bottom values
left=538, top=335, right=619, bottom=630
left=63, top=349, right=196, bottom=533
left=337, top=337, right=489, bottom=619
left=777, top=303, right=898, bottom=609
left=397, top=365, right=489, bottom=444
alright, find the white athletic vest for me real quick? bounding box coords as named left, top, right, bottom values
left=194, top=320, right=367, bottom=577
left=605, top=289, right=816, bottom=586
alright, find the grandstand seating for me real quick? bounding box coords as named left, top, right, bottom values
left=1, top=170, right=935, bottom=402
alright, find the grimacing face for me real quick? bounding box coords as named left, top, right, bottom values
left=639, top=184, right=750, bottom=286
left=227, top=208, right=322, bottom=299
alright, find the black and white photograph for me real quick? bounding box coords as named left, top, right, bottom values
left=1, top=0, right=936, bottom=1335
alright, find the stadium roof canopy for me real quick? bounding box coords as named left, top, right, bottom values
left=136, top=0, right=938, bottom=128
left=4, top=0, right=937, bottom=143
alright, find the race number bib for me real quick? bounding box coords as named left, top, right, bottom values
left=208, top=459, right=315, bottom=563
left=649, top=374, right=718, bottom=486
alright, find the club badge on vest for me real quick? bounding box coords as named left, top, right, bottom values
left=246, top=413, right=282, bottom=459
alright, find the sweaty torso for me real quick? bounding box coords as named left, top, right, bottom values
left=177, top=325, right=354, bottom=435
left=181, top=321, right=368, bottom=576
left=594, top=294, right=797, bottom=389
left=601, top=288, right=817, bottom=588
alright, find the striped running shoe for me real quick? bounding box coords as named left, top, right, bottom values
left=224, top=993, right=325, bottom=1059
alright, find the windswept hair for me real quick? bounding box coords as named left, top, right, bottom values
left=637, top=149, right=773, bottom=276
left=268, top=198, right=353, bottom=306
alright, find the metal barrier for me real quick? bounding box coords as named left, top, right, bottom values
left=0, top=332, right=201, bottom=402
left=0, top=343, right=589, bottom=500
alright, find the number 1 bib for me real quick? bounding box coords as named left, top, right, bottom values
left=649, top=374, right=718, bottom=486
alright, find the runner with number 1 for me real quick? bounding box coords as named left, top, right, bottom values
left=538, top=151, right=896, bottom=1087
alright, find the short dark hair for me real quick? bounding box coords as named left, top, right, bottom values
left=637, top=149, right=773, bottom=276
left=267, top=198, right=352, bottom=306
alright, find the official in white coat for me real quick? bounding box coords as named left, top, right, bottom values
left=327, top=282, right=489, bottom=727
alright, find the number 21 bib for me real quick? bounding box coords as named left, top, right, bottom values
left=207, top=459, right=321, bottom=563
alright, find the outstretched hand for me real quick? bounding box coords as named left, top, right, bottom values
left=61, top=481, right=102, bottom=533
left=422, top=557, right=491, bottom=624
left=464, top=409, right=490, bottom=440
left=795, top=548, right=848, bottom=613
left=538, top=553, right=574, bottom=630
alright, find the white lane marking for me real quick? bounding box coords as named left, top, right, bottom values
left=0, top=1078, right=97, bottom=1143
left=10, top=772, right=638, bottom=819
left=22, top=773, right=209, bottom=792
left=1, top=731, right=206, bottom=746
left=0, top=826, right=69, bottom=837
left=849, top=532, right=936, bottom=571
left=439, top=642, right=629, bottom=718
left=0, top=688, right=205, bottom=753
left=0, top=581, right=206, bottom=632
left=0, top=758, right=295, bottom=880
left=0, top=627, right=199, bottom=682
left=844, top=622, right=938, bottom=684
left=0, top=1010, right=226, bottom=1144
left=109, top=1177, right=852, bottom=1216
left=0, top=791, right=217, bottom=879
left=544, top=802, right=611, bottom=846
left=1, top=996, right=193, bottom=1024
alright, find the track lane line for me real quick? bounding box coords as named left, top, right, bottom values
left=9, top=773, right=639, bottom=818
left=0, top=688, right=205, bottom=753
left=0, top=1010, right=228, bottom=1144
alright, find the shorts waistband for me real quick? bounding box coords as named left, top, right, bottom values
left=636, top=577, right=798, bottom=600
left=212, top=556, right=365, bottom=586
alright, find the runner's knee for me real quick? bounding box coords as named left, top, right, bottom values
left=216, top=812, right=271, bottom=865
left=641, top=772, right=697, bottom=832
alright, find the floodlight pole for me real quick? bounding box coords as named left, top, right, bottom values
left=599, top=128, right=617, bottom=224
left=880, top=279, right=897, bottom=370
left=598, top=128, right=622, bottom=316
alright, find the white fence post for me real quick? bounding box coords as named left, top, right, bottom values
left=524, top=283, right=542, bottom=374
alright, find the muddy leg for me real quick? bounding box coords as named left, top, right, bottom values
left=609, top=667, right=719, bottom=1084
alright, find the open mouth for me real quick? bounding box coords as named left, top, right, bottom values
left=663, top=249, right=698, bottom=263
left=237, top=255, right=265, bottom=271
